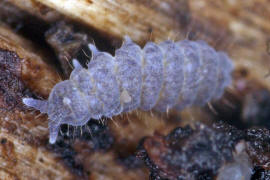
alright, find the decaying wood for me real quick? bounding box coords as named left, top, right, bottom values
left=1, top=0, right=62, bottom=23
left=7, top=0, right=190, bottom=43
left=1, top=0, right=270, bottom=179
left=6, top=0, right=270, bottom=92
left=0, top=25, right=61, bottom=97
left=0, top=25, right=75, bottom=179
left=189, top=0, right=270, bottom=91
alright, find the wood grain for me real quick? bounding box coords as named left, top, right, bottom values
left=1, top=0, right=270, bottom=179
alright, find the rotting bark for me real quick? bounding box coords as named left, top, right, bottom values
left=0, top=0, right=270, bottom=179
left=0, top=25, right=77, bottom=180
left=6, top=0, right=190, bottom=43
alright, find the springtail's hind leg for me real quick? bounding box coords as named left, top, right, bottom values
left=22, top=98, right=48, bottom=114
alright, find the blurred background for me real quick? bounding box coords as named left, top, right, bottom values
left=0, top=0, right=270, bottom=179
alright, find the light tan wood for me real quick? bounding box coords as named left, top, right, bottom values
left=7, top=0, right=188, bottom=43
left=1, top=0, right=270, bottom=179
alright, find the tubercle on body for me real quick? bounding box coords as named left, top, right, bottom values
left=22, top=36, right=234, bottom=144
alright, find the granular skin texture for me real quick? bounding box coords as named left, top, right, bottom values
left=23, top=36, right=233, bottom=144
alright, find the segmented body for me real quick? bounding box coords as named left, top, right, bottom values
left=23, top=36, right=233, bottom=144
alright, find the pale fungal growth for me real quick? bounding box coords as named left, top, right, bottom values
left=23, top=36, right=233, bottom=144
left=217, top=141, right=253, bottom=180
